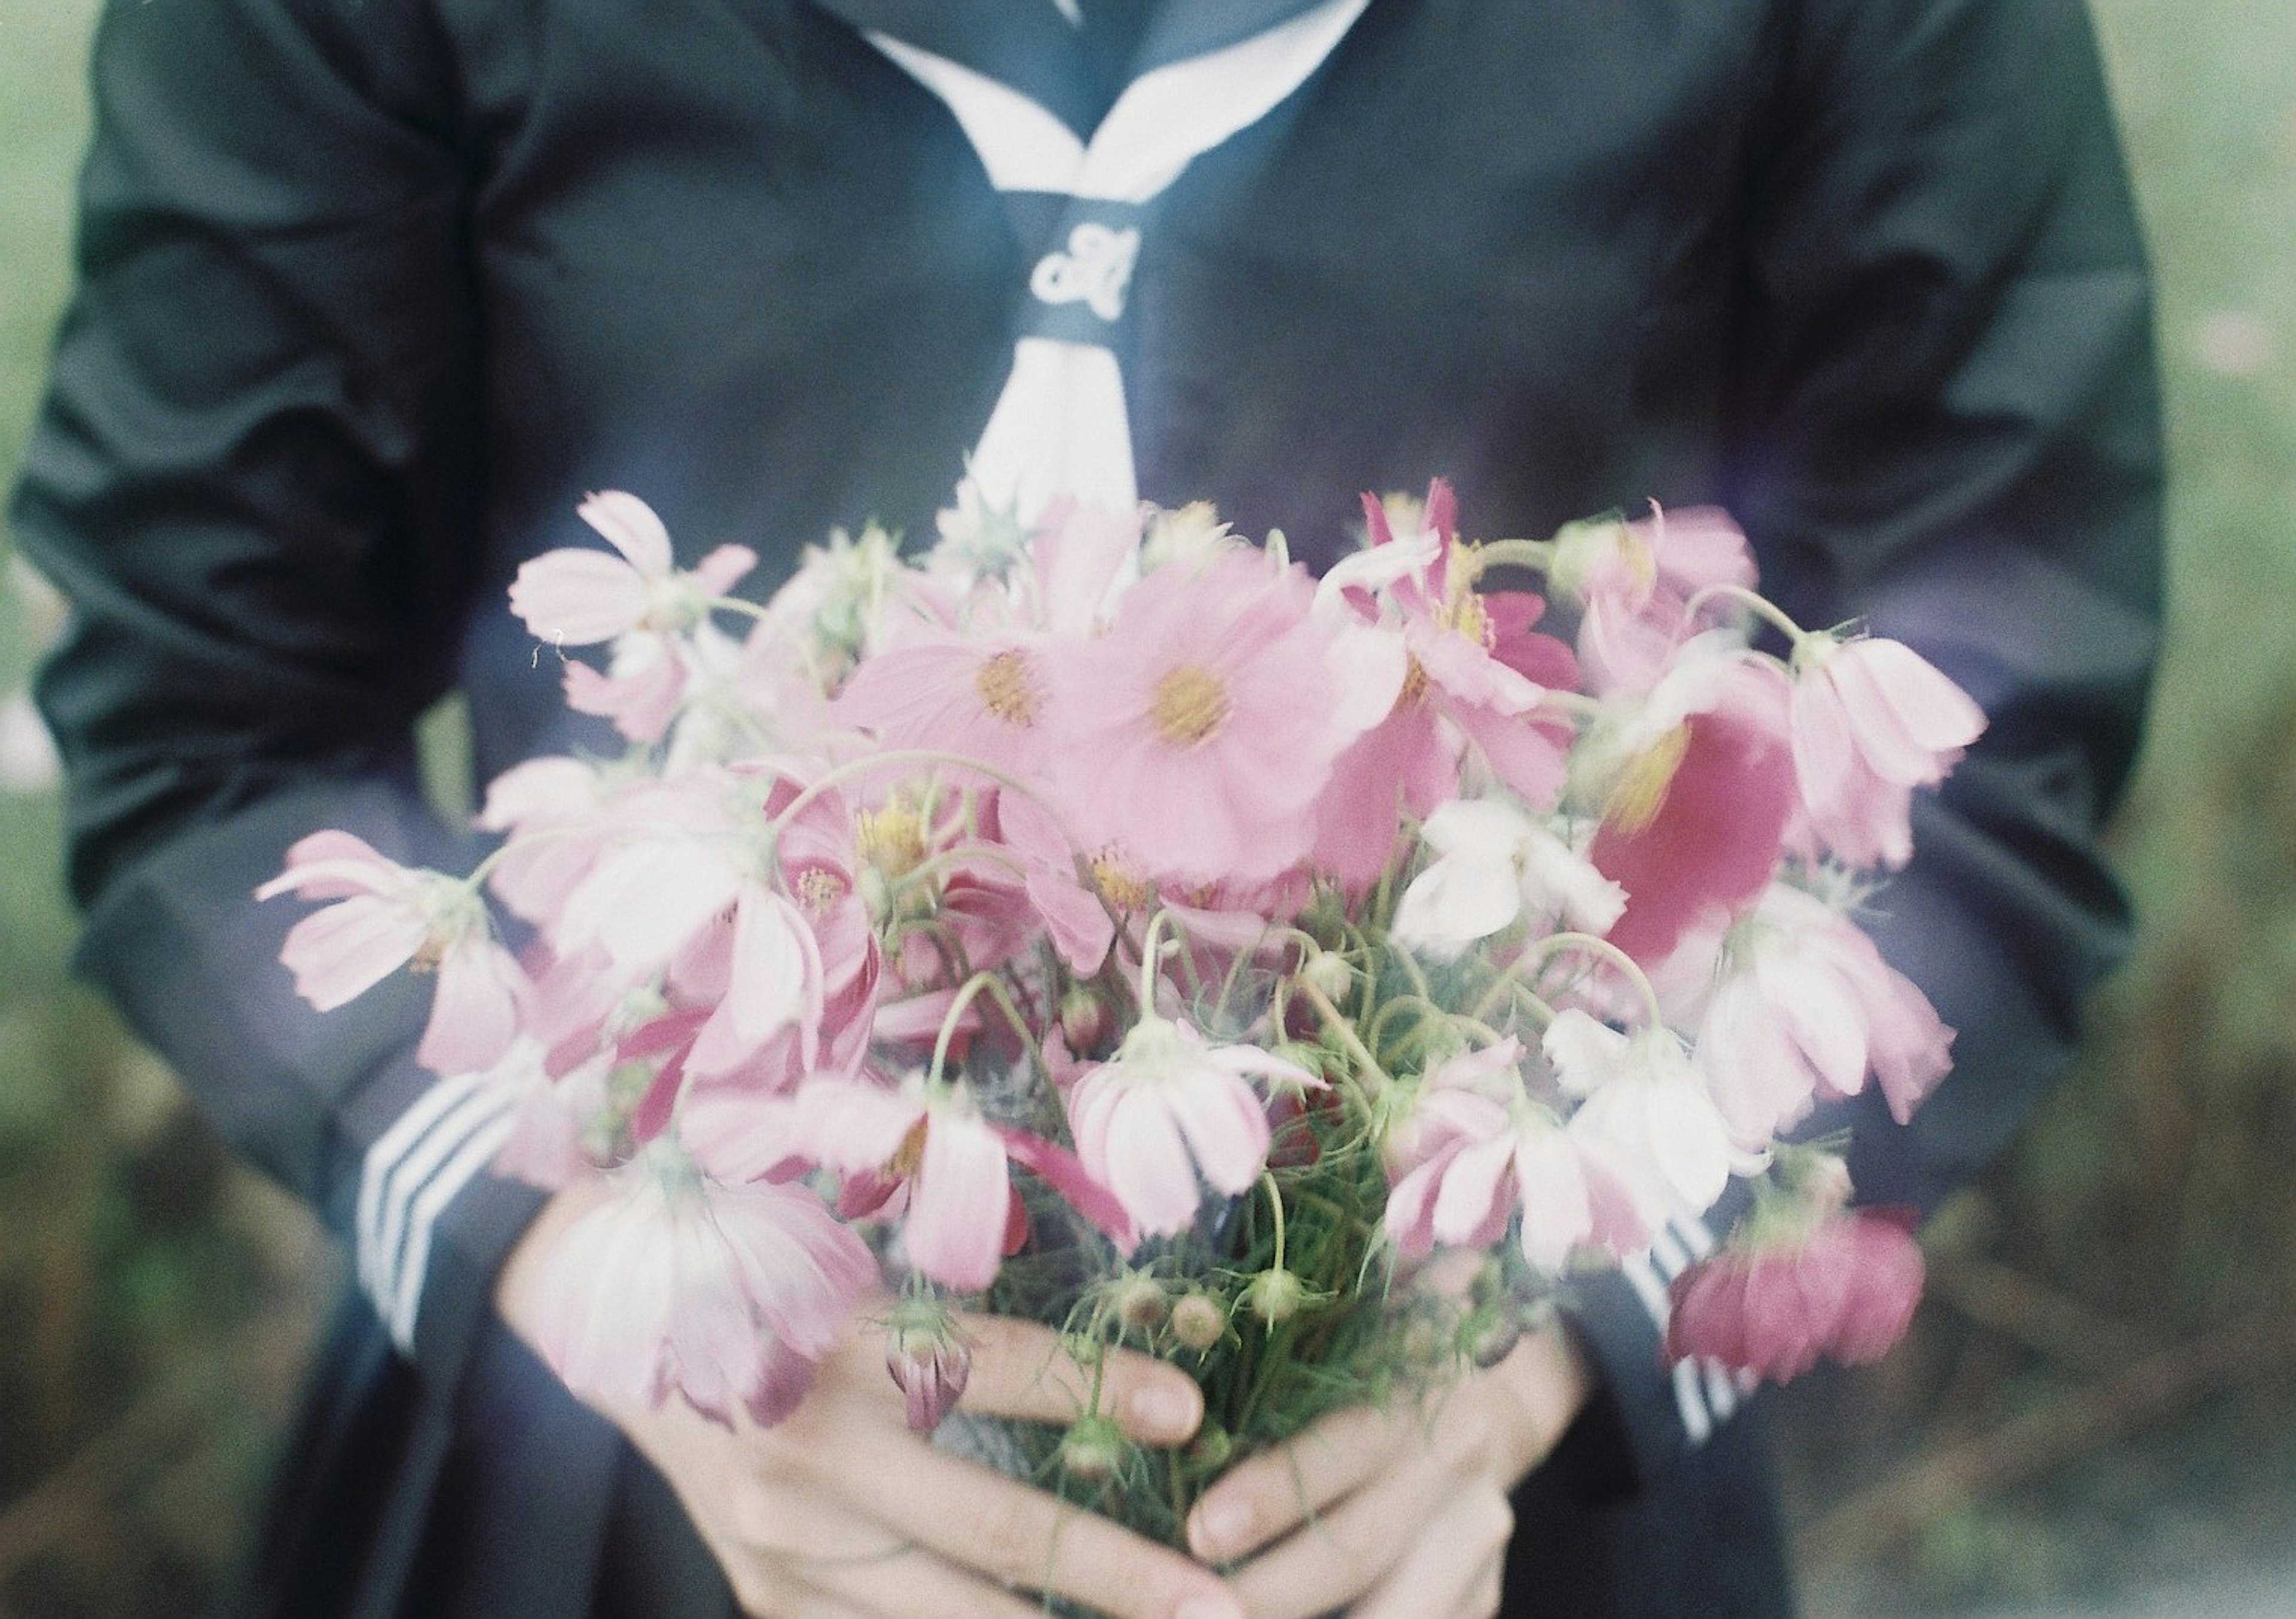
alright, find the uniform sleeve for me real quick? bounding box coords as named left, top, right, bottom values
left=8, top=0, right=546, bottom=1389
left=1559, top=0, right=2164, bottom=1498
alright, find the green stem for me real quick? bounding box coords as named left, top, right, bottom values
left=1678, top=582, right=1809, bottom=646
left=926, top=970, right=1036, bottom=1090
left=1472, top=931, right=1665, bottom=1031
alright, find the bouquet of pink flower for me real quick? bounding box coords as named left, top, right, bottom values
left=261, top=477, right=1978, bottom=1547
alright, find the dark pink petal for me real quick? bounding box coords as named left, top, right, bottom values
left=996, top=1126, right=1137, bottom=1253
left=1482, top=592, right=1579, bottom=689
left=1592, top=702, right=1796, bottom=965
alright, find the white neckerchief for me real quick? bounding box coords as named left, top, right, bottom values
left=869, top=0, right=1372, bottom=520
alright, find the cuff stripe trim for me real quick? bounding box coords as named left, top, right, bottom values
left=356, top=1074, right=509, bottom=1352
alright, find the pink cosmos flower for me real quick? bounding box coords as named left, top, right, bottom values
left=832, top=628, right=1055, bottom=777
left=1666, top=1208, right=1925, bottom=1384
left=476, top=755, right=617, bottom=925
left=1790, top=633, right=1986, bottom=869
left=1693, top=885, right=1955, bottom=1145
left=1381, top=1040, right=1654, bottom=1270
left=1554, top=505, right=1756, bottom=697
left=1047, top=549, right=1368, bottom=887
left=1588, top=653, right=1798, bottom=965
left=796, top=1073, right=1129, bottom=1291
left=1544, top=1010, right=1733, bottom=1220
left=1065, top=1017, right=1312, bottom=1239
left=1307, top=483, right=1577, bottom=881
left=257, top=830, right=527, bottom=1075
left=509, top=490, right=757, bottom=647
left=531, top=1141, right=875, bottom=1427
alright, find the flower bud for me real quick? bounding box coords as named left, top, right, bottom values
left=1111, top=1274, right=1170, bottom=1335
left=1186, top=1421, right=1233, bottom=1470
left=1059, top=1414, right=1127, bottom=1481
left=1297, top=948, right=1354, bottom=1003
left=885, top=1315, right=972, bottom=1435
left=1464, top=1312, right=1523, bottom=1370
left=1059, top=986, right=1115, bottom=1054
left=1245, top=1267, right=1308, bottom=1327
left=1170, top=1291, right=1228, bottom=1351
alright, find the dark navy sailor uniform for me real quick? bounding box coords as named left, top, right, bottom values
left=11, top=1, right=2160, bottom=1612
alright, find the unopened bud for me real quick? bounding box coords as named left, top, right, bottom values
left=1245, top=1267, right=1308, bottom=1327
left=1465, top=1312, right=1524, bottom=1370
left=1112, top=1274, right=1170, bottom=1335
left=1059, top=1414, right=1127, bottom=1481
left=886, top=1322, right=972, bottom=1434
left=1298, top=948, right=1354, bottom=1003
left=1186, top=1421, right=1233, bottom=1470
left=1170, top=1291, right=1228, bottom=1351
left=1059, top=986, right=1115, bottom=1054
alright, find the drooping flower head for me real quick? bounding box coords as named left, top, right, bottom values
left=530, top=1139, right=875, bottom=1428
left=1666, top=1193, right=1926, bottom=1385
left=508, top=490, right=756, bottom=647
left=257, top=830, right=527, bottom=1076
left=1067, top=1017, right=1314, bottom=1239
left=1788, top=631, right=1986, bottom=869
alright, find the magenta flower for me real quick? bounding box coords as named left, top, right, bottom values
left=1046, top=549, right=1364, bottom=887
left=1587, top=655, right=1799, bottom=965
left=508, top=490, right=757, bottom=647
left=1665, top=1208, right=1925, bottom=1385
left=1789, top=633, right=1985, bottom=869
left=1066, top=1018, right=1311, bottom=1239
left=257, top=830, right=527, bottom=1075
left=530, top=1141, right=874, bottom=1427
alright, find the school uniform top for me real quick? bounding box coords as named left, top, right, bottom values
left=10, top=0, right=2160, bottom=1614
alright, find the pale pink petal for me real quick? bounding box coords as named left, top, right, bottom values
left=905, top=1110, right=1010, bottom=1291
left=1510, top=1129, right=1594, bottom=1270
left=279, top=896, right=429, bottom=1011
left=509, top=549, right=650, bottom=646
left=419, top=937, right=529, bottom=1074
left=1429, top=1134, right=1518, bottom=1248
left=692, top=543, right=761, bottom=598
left=578, top=490, right=676, bottom=576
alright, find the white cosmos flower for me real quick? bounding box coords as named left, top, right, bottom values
left=1543, top=1009, right=1732, bottom=1218
left=1392, top=802, right=1626, bottom=958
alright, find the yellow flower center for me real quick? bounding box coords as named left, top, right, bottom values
left=1090, top=851, right=1154, bottom=914
left=795, top=866, right=849, bottom=917
left=1607, top=722, right=1692, bottom=836
left=975, top=649, right=1042, bottom=726
left=890, top=1117, right=929, bottom=1181
left=1150, top=664, right=1231, bottom=747
left=1398, top=655, right=1431, bottom=709
left=855, top=799, right=929, bottom=877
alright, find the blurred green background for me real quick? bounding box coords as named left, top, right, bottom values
left=1, top=1, right=2291, bottom=1614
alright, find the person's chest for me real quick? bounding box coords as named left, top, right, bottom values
left=438, top=0, right=1776, bottom=757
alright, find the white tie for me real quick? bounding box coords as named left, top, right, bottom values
left=869, top=0, right=1372, bottom=520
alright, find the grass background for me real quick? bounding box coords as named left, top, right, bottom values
left=2, top=0, right=2292, bottom=1612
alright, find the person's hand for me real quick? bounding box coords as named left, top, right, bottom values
left=497, top=1186, right=1248, bottom=1619
left=1182, top=1330, right=1590, bottom=1619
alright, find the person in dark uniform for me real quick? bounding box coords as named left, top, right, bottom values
left=10, top=1, right=2160, bottom=1614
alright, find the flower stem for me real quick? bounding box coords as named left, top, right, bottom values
left=1471, top=931, right=1664, bottom=1031
left=926, top=969, right=1037, bottom=1091
left=1678, top=582, right=1808, bottom=646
